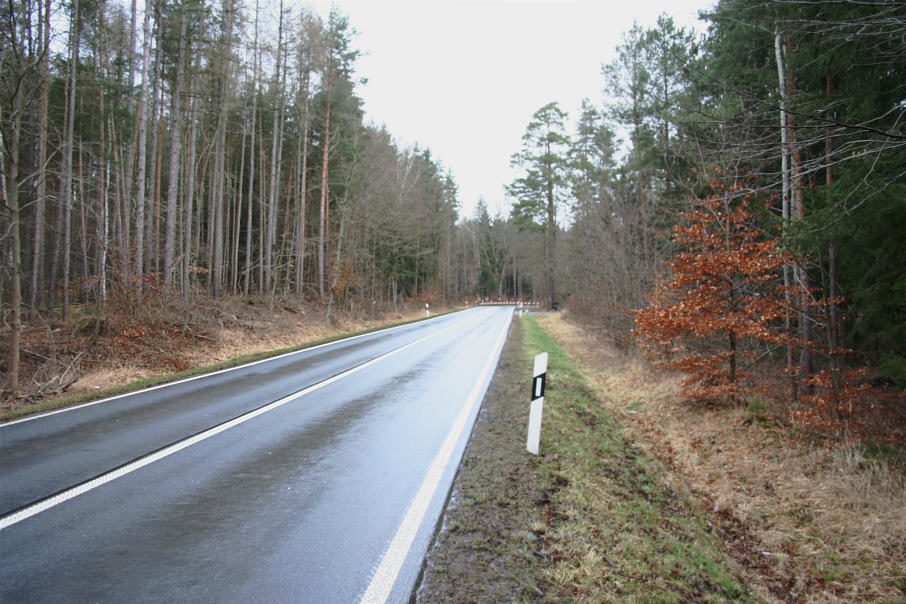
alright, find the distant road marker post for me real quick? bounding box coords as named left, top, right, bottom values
left=527, top=352, right=547, bottom=455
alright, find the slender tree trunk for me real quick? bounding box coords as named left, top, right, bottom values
left=153, top=107, right=163, bottom=277
left=5, top=87, right=24, bottom=394
left=233, top=124, right=246, bottom=295
left=318, top=83, right=331, bottom=300
left=211, top=149, right=223, bottom=297
left=826, top=74, right=840, bottom=400
left=49, top=62, right=68, bottom=312
left=78, top=142, right=90, bottom=289
left=117, top=120, right=131, bottom=284
left=325, top=205, right=346, bottom=321
left=728, top=329, right=738, bottom=403
left=775, top=29, right=796, bottom=402
left=279, top=142, right=293, bottom=293
left=109, top=116, right=126, bottom=282
left=128, top=0, right=137, bottom=95
left=182, top=67, right=199, bottom=303
left=276, top=46, right=292, bottom=292
left=264, top=0, right=285, bottom=292
left=61, top=0, right=81, bottom=319
left=164, top=2, right=185, bottom=293
left=147, top=18, right=163, bottom=279
left=225, top=178, right=234, bottom=291
left=123, top=0, right=137, bottom=286
left=98, top=64, right=108, bottom=304
left=205, top=147, right=215, bottom=286
left=258, top=114, right=266, bottom=293
left=116, top=0, right=137, bottom=288
left=99, top=148, right=109, bottom=304
left=242, top=106, right=255, bottom=295
left=243, top=101, right=256, bottom=295
left=414, top=227, right=420, bottom=299
left=243, top=0, right=259, bottom=296
left=211, top=0, right=234, bottom=298
left=783, top=34, right=812, bottom=386
left=546, top=164, right=556, bottom=310
left=30, top=0, right=52, bottom=316
left=134, top=0, right=153, bottom=299
left=294, top=83, right=309, bottom=295
left=513, top=251, right=518, bottom=300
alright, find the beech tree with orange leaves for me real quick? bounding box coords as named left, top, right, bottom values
left=635, top=180, right=794, bottom=404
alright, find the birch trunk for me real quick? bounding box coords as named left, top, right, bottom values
left=782, top=34, right=813, bottom=385
left=775, top=29, right=796, bottom=401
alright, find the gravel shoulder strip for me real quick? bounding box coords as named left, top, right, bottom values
left=415, top=316, right=547, bottom=602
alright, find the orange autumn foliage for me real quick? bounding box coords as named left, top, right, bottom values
left=635, top=181, right=794, bottom=404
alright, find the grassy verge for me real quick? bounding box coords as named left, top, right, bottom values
left=548, top=314, right=905, bottom=602
left=416, top=315, right=754, bottom=602
left=0, top=309, right=457, bottom=423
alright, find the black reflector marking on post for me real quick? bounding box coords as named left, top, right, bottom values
left=532, top=373, right=546, bottom=401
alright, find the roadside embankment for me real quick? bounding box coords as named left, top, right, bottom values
left=416, top=313, right=905, bottom=602
left=416, top=314, right=754, bottom=602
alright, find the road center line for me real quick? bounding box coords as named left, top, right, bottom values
left=359, top=309, right=513, bottom=604
left=0, top=314, right=480, bottom=532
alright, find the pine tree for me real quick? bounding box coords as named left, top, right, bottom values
left=508, top=102, right=570, bottom=310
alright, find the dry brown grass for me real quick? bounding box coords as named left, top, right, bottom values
left=3, top=295, right=447, bottom=415
left=538, top=313, right=906, bottom=603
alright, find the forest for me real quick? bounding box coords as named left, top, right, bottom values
left=1, top=0, right=466, bottom=396
left=2, top=0, right=904, bottom=439
left=506, top=0, right=905, bottom=439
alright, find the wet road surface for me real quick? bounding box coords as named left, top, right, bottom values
left=0, top=306, right=513, bottom=603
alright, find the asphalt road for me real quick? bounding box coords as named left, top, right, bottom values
left=0, top=306, right=513, bottom=603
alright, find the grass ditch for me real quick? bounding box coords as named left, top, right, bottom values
left=416, top=315, right=754, bottom=602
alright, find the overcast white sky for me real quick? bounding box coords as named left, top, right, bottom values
left=302, top=0, right=715, bottom=219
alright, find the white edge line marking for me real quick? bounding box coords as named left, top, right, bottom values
left=358, top=308, right=513, bottom=604
left=2, top=309, right=479, bottom=427
left=0, top=313, right=483, bottom=532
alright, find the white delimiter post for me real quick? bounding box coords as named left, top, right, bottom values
left=527, top=352, right=547, bottom=455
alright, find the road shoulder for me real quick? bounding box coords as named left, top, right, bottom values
left=415, top=314, right=755, bottom=602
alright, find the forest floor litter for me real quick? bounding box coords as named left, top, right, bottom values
left=0, top=295, right=447, bottom=421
